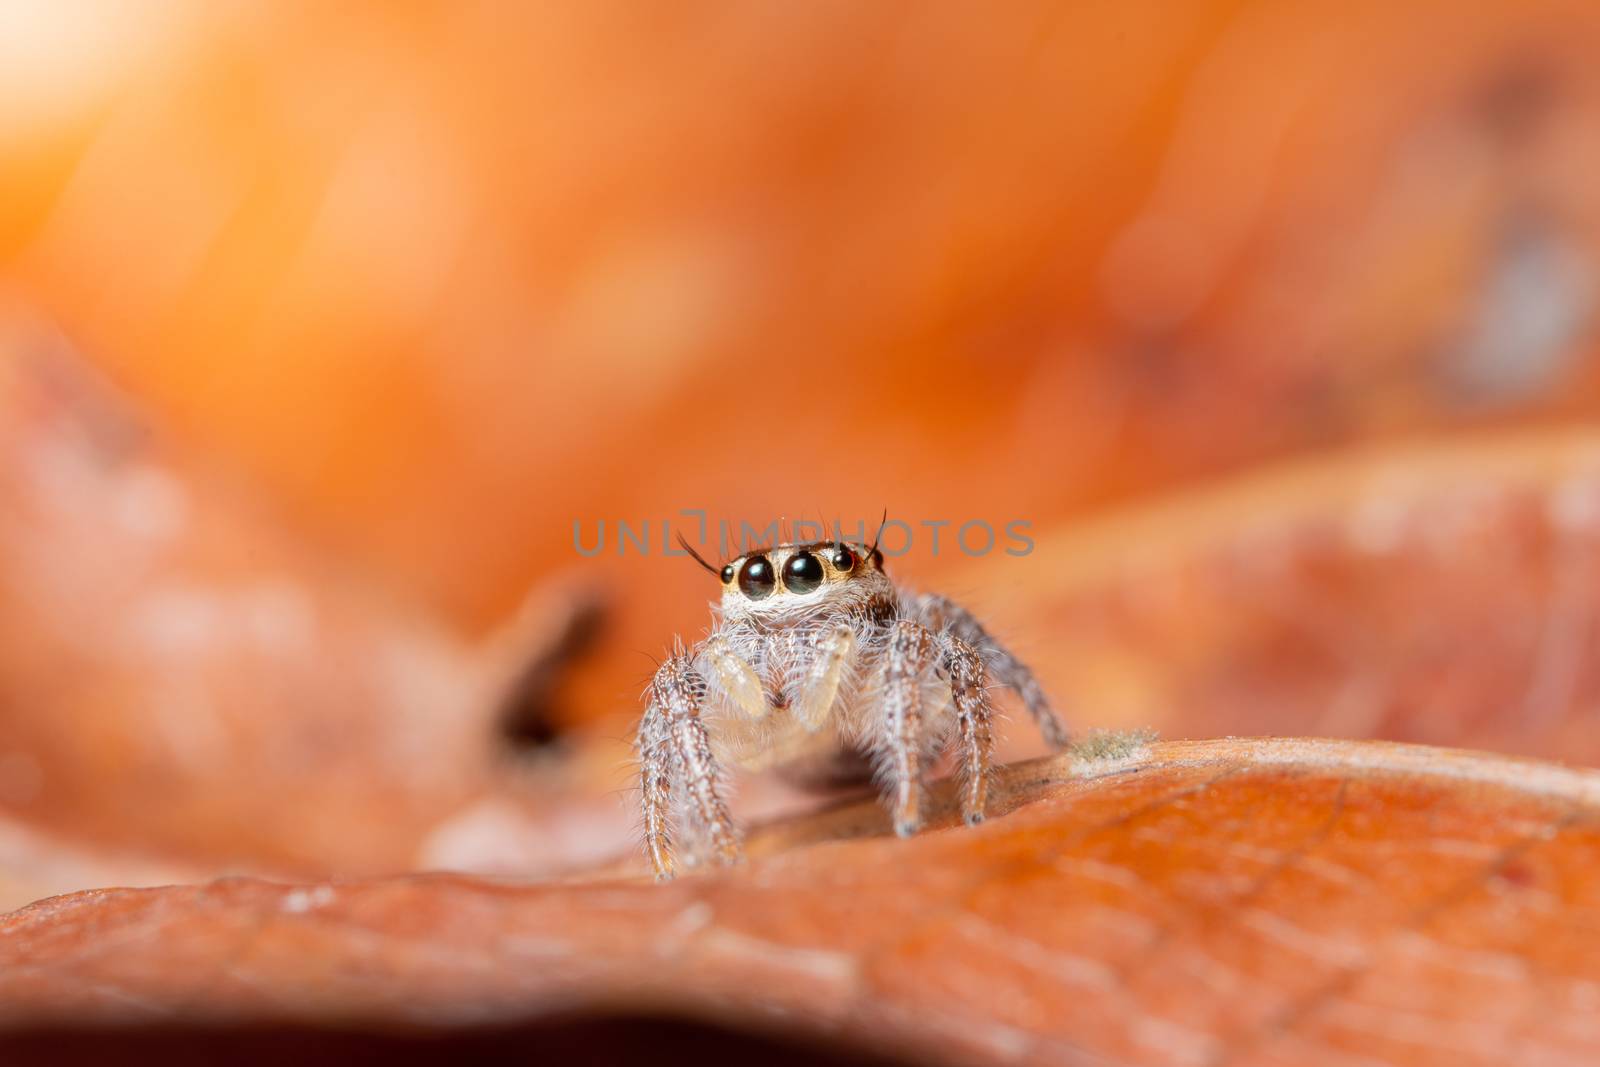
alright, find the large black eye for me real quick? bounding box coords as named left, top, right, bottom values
left=828, top=544, right=856, bottom=573
left=738, top=556, right=775, bottom=599
left=783, top=551, right=823, bottom=594
left=720, top=563, right=735, bottom=583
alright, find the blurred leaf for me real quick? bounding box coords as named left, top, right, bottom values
left=0, top=332, right=632, bottom=885
left=956, top=427, right=1600, bottom=766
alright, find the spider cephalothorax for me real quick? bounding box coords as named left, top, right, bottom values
left=636, top=527, right=1068, bottom=880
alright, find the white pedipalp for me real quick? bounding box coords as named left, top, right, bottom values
left=701, top=636, right=768, bottom=721
left=793, top=626, right=856, bottom=732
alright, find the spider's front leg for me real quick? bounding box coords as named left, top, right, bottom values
left=639, top=652, right=741, bottom=880
left=879, top=619, right=937, bottom=837
left=636, top=710, right=675, bottom=878
left=874, top=623, right=1002, bottom=835
left=936, top=632, right=995, bottom=826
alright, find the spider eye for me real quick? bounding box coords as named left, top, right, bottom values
left=737, top=556, right=775, bottom=599
left=783, top=551, right=823, bottom=594
left=719, top=563, right=735, bottom=583
left=828, top=544, right=856, bottom=573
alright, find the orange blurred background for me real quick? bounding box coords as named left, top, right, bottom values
left=4, top=0, right=1600, bottom=892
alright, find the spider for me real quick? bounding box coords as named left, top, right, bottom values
left=636, top=522, right=1069, bottom=880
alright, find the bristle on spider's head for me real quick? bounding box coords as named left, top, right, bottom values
left=675, top=532, right=720, bottom=577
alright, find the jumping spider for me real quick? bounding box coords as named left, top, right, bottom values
left=636, top=525, right=1068, bottom=880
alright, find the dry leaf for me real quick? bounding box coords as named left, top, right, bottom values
left=5, top=6, right=1600, bottom=633
left=3, top=738, right=1596, bottom=1066
left=0, top=328, right=633, bottom=888
left=953, top=428, right=1600, bottom=766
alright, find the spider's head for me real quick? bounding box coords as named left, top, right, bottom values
left=724, top=539, right=883, bottom=596
left=675, top=514, right=894, bottom=624
left=698, top=540, right=890, bottom=623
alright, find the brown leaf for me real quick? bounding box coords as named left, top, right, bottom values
left=0, top=328, right=633, bottom=885
left=4, top=737, right=1597, bottom=1067
left=950, top=428, right=1600, bottom=765
left=6, top=6, right=1600, bottom=636
left=0, top=811, right=198, bottom=915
